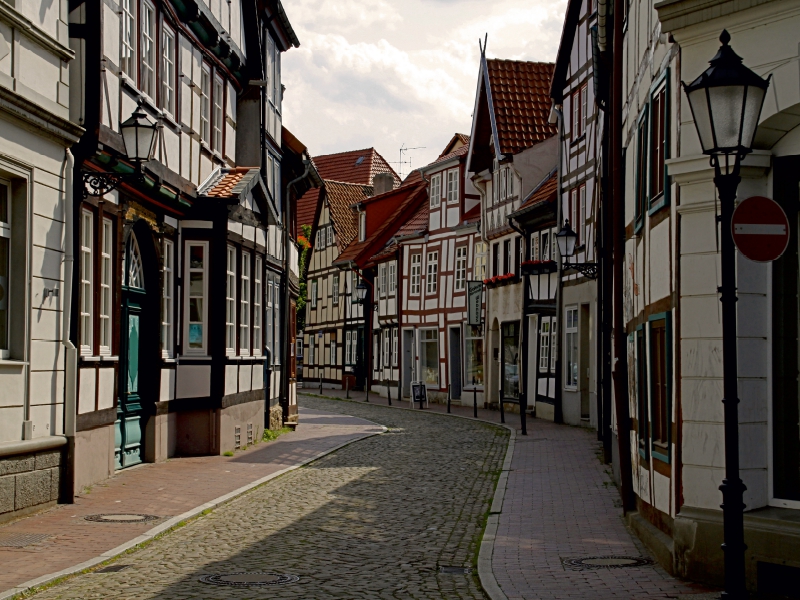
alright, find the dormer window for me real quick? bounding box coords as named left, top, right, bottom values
left=430, top=173, right=441, bottom=208
left=359, top=211, right=366, bottom=242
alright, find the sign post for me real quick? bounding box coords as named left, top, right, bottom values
left=731, top=195, right=790, bottom=262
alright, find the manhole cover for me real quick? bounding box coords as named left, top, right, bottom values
left=96, top=565, right=130, bottom=573
left=562, top=556, right=654, bottom=571
left=439, top=566, right=472, bottom=574
left=0, top=532, right=50, bottom=548
left=85, top=514, right=160, bottom=523
left=199, top=572, right=300, bottom=587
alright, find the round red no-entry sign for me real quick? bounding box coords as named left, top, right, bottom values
left=731, top=196, right=790, bottom=263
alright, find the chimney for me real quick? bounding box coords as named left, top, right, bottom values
left=372, top=172, right=394, bottom=196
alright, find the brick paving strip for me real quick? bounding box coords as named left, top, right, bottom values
left=0, top=407, right=384, bottom=600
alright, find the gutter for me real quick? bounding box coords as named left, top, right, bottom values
left=63, top=149, right=78, bottom=502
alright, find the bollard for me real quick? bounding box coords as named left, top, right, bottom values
left=319, top=374, right=322, bottom=394
left=499, top=390, right=505, bottom=424
left=386, top=379, right=392, bottom=406
left=447, top=384, right=451, bottom=413
left=365, top=383, right=370, bottom=403
left=473, top=379, right=478, bottom=419
left=345, top=377, right=350, bottom=399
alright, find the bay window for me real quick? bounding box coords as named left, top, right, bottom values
left=419, top=329, right=439, bottom=386
left=185, top=242, right=208, bottom=354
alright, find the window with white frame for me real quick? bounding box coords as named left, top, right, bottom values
left=419, top=329, right=439, bottom=386
left=330, top=334, right=337, bottom=366
left=0, top=181, right=10, bottom=357
left=161, top=239, right=174, bottom=357
left=140, top=1, right=156, bottom=98
left=274, top=290, right=281, bottom=365
left=253, top=256, right=262, bottom=355
left=383, top=329, right=390, bottom=367
left=266, top=281, right=273, bottom=355
left=426, top=251, right=438, bottom=295
left=379, top=263, right=386, bottom=297
left=120, top=0, right=136, bottom=78
left=225, top=246, right=236, bottom=353
left=539, top=317, right=551, bottom=372
left=388, top=262, right=396, bottom=294
left=80, top=210, right=93, bottom=354
left=455, top=246, right=467, bottom=291
left=410, top=254, right=421, bottom=295
left=240, top=252, right=251, bottom=354
left=99, top=219, right=113, bottom=354
left=327, top=225, right=334, bottom=247
left=186, top=242, right=208, bottom=354
left=161, top=26, right=176, bottom=117
left=580, top=185, right=587, bottom=245
left=296, top=338, right=302, bottom=358
left=474, top=242, right=487, bottom=280
left=307, top=335, right=314, bottom=365
left=541, top=230, right=550, bottom=261
left=447, top=168, right=459, bottom=203
left=200, top=65, right=211, bottom=145
left=213, top=75, right=224, bottom=153
left=565, top=308, right=578, bottom=387
left=572, top=84, right=588, bottom=139
left=392, top=328, right=398, bottom=366
left=550, top=317, right=558, bottom=373
left=530, top=232, right=540, bottom=261
left=430, top=173, right=441, bottom=208
left=345, top=330, right=355, bottom=365
left=310, top=279, right=318, bottom=308
left=332, top=273, right=339, bottom=305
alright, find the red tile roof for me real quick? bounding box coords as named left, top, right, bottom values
left=396, top=202, right=428, bottom=238
left=296, top=188, right=321, bottom=230
left=426, top=143, right=470, bottom=170
left=201, top=167, right=256, bottom=197
left=520, top=171, right=557, bottom=209
left=438, top=133, right=470, bottom=158
left=324, top=180, right=372, bottom=250
left=486, top=60, right=557, bottom=156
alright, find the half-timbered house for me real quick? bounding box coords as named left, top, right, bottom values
left=66, top=0, right=310, bottom=492
left=466, top=54, right=558, bottom=414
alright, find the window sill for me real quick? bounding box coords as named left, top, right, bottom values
left=0, top=359, right=27, bottom=366
left=179, top=355, right=211, bottom=361
left=161, top=358, right=177, bottom=364
left=648, top=193, right=668, bottom=216
left=100, top=355, right=119, bottom=361
left=652, top=449, right=670, bottom=464
left=80, top=356, right=102, bottom=362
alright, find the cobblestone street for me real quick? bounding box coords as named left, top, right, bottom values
left=28, top=396, right=508, bottom=599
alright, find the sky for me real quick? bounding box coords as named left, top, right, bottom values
left=281, top=0, right=568, bottom=177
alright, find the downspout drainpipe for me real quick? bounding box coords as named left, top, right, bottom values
left=611, top=0, right=635, bottom=513
left=282, top=161, right=311, bottom=422
left=63, top=149, right=78, bottom=502
left=554, top=107, right=564, bottom=424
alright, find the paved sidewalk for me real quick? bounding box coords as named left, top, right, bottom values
left=0, top=407, right=381, bottom=597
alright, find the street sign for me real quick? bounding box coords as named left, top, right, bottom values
left=467, top=281, right=483, bottom=325
left=731, top=196, right=790, bottom=263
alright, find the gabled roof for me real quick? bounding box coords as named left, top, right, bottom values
left=423, top=143, right=470, bottom=172
left=487, top=59, right=557, bottom=156
left=296, top=188, right=321, bottom=230
left=334, top=181, right=428, bottom=268
left=438, top=133, right=471, bottom=158
left=324, top=180, right=372, bottom=251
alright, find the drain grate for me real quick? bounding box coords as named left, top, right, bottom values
left=562, top=556, right=654, bottom=571
left=439, top=566, right=472, bottom=574
left=85, top=514, right=160, bottom=524
left=0, top=532, right=50, bottom=548
left=95, top=565, right=130, bottom=573
left=199, top=572, right=300, bottom=587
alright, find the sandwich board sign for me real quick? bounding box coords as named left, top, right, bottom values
left=731, top=196, right=790, bottom=263
left=467, top=281, right=483, bottom=325
left=411, top=382, right=427, bottom=409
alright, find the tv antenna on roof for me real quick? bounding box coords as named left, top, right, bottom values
left=394, top=143, right=425, bottom=180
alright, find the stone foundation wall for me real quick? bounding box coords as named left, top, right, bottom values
left=0, top=449, right=62, bottom=523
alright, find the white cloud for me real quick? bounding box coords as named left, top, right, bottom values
left=281, top=0, right=566, bottom=172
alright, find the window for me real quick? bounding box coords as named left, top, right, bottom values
left=571, top=84, right=588, bottom=139
left=240, top=252, right=251, bottom=354
left=539, top=318, right=551, bottom=372
left=225, top=245, right=236, bottom=353
left=635, top=109, right=649, bottom=223
left=430, top=174, right=441, bottom=208
left=465, top=325, right=483, bottom=386
left=332, top=274, right=339, bottom=305
left=358, top=211, right=366, bottom=242
left=141, top=1, right=156, bottom=98
left=383, top=329, right=390, bottom=367
left=330, top=333, right=337, bottom=366
left=274, top=290, right=281, bottom=365
left=200, top=65, right=211, bottom=145
left=120, top=0, right=136, bottom=78
left=125, top=234, right=144, bottom=289
left=80, top=210, right=93, bottom=354
left=296, top=338, right=302, bottom=358
left=550, top=317, right=558, bottom=373
left=388, top=262, right=396, bottom=294
left=455, top=246, right=467, bottom=291
left=502, top=322, right=520, bottom=398
left=565, top=307, right=578, bottom=388
left=410, top=254, right=421, bottom=295
left=426, top=251, right=438, bottom=294
left=161, top=26, right=176, bottom=117
left=307, top=335, right=314, bottom=365
left=186, top=243, right=208, bottom=354
left=474, top=242, right=487, bottom=280
left=100, top=219, right=113, bottom=354
left=161, top=239, right=174, bottom=357
left=345, top=330, right=356, bottom=365
left=570, top=188, right=579, bottom=245
left=327, top=225, right=334, bottom=247
left=650, top=86, right=667, bottom=203
left=379, top=263, right=386, bottom=296
left=446, top=168, right=459, bottom=203
left=213, top=76, right=224, bottom=153
left=254, top=256, right=262, bottom=355
left=636, top=327, right=648, bottom=456
left=650, top=317, right=670, bottom=459
left=504, top=239, right=511, bottom=274
left=492, top=242, right=499, bottom=277
left=580, top=184, right=586, bottom=245
left=530, top=233, right=540, bottom=261
left=419, top=329, right=439, bottom=386
left=392, top=328, right=398, bottom=366
left=267, top=281, right=274, bottom=356
left=0, top=182, right=9, bottom=357
left=351, top=271, right=358, bottom=304
left=514, top=236, right=521, bottom=275
left=541, top=231, right=550, bottom=261
left=310, top=279, right=318, bottom=309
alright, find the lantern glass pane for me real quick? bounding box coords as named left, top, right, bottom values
left=709, top=85, right=746, bottom=150
left=121, top=124, right=139, bottom=161
left=687, top=86, right=714, bottom=152
left=741, top=84, right=766, bottom=149
left=566, top=233, right=576, bottom=257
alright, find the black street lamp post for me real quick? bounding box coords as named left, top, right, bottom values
left=82, top=105, right=159, bottom=197
left=556, top=220, right=598, bottom=280
left=683, top=30, right=770, bottom=600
